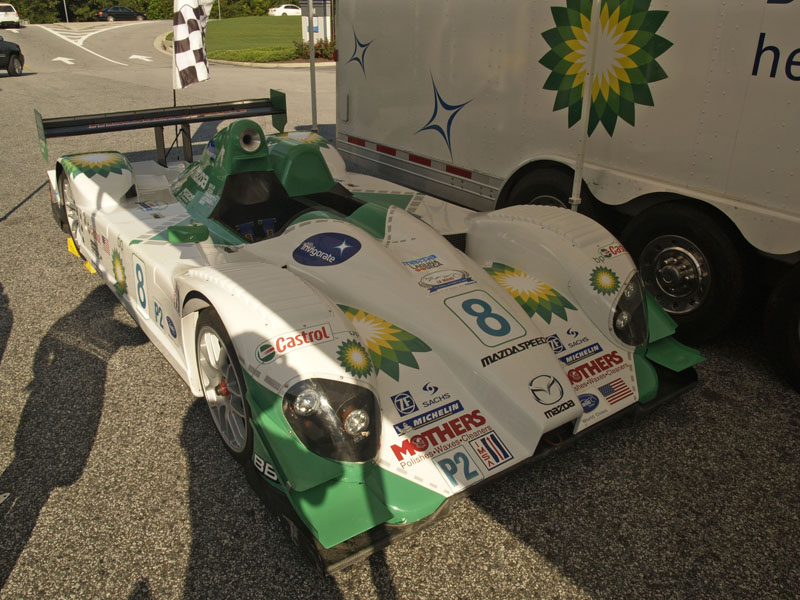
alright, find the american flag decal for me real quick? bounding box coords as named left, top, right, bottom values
left=471, top=431, right=513, bottom=471
left=598, top=378, right=634, bottom=405
left=173, top=0, right=214, bottom=89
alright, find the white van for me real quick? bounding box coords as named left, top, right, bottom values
left=0, top=4, right=19, bottom=28
left=335, top=0, right=800, bottom=390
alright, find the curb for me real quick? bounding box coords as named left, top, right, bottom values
left=155, top=31, right=336, bottom=70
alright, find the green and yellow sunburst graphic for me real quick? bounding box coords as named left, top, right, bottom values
left=62, top=153, right=132, bottom=179
left=485, top=262, right=577, bottom=324
left=590, top=266, right=620, bottom=295
left=540, top=0, right=672, bottom=136
left=112, top=249, right=127, bottom=296
left=336, top=339, right=373, bottom=379
left=338, top=305, right=431, bottom=381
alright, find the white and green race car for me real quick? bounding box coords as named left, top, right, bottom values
left=37, top=92, right=702, bottom=572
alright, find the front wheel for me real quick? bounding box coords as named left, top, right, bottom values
left=7, top=55, right=21, bottom=76
left=621, top=202, right=748, bottom=343
left=764, top=265, right=800, bottom=392
left=58, top=172, right=86, bottom=254
left=195, top=309, right=253, bottom=462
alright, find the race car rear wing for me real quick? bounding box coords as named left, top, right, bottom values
left=35, top=89, right=287, bottom=166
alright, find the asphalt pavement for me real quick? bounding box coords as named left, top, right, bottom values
left=0, top=21, right=798, bottom=600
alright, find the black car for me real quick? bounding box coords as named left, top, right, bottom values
left=0, top=34, right=23, bottom=76
left=95, top=6, right=145, bottom=21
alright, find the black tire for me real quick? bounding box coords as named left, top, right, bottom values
left=7, top=55, right=21, bottom=76
left=195, top=308, right=253, bottom=462
left=621, top=202, right=748, bottom=343
left=502, top=167, right=604, bottom=221
left=764, top=265, right=800, bottom=392
left=58, top=172, right=86, bottom=255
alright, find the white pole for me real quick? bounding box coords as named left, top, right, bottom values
left=569, top=0, right=601, bottom=211
left=62, top=0, right=69, bottom=22
left=308, top=0, right=318, bottom=133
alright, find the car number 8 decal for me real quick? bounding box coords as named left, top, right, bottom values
left=444, top=289, right=525, bottom=347
left=132, top=254, right=149, bottom=318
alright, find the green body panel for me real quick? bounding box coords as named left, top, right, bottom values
left=167, top=223, right=209, bottom=243
left=366, top=464, right=446, bottom=525
left=347, top=203, right=391, bottom=238
left=244, top=373, right=345, bottom=492
left=288, top=477, right=393, bottom=548
left=646, top=291, right=678, bottom=342
left=243, top=374, right=447, bottom=548
left=647, top=336, right=705, bottom=372
left=267, top=137, right=335, bottom=197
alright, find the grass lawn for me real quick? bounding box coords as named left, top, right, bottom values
left=206, top=16, right=302, bottom=52
left=201, top=15, right=302, bottom=62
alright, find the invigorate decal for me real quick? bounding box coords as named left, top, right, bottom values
left=338, top=305, right=431, bottom=381
left=292, top=233, right=362, bottom=266
left=485, top=262, right=577, bottom=323
left=540, top=0, right=672, bottom=136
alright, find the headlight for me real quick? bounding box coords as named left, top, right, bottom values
left=282, top=379, right=380, bottom=462
left=612, top=274, right=648, bottom=347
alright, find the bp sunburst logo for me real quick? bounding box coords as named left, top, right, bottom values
left=540, top=0, right=672, bottom=136
left=485, top=262, right=577, bottom=323
left=336, top=339, right=373, bottom=379
left=590, top=266, right=620, bottom=296
left=338, top=306, right=431, bottom=381
left=112, top=249, right=127, bottom=296
left=62, top=152, right=132, bottom=179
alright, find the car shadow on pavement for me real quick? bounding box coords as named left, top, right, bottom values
left=180, top=398, right=347, bottom=599
left=0, top=282, right=10, bottom=366
left=0, top=285, right=146, bottom=588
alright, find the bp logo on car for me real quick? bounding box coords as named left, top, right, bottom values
left=540, top=0, right=673, bottom=136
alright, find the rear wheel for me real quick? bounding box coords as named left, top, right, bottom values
left=503, top=167, right=605, bottom=221
left=7, top=55, right=21, bottom=76
left=106, top=15, right=114, bottom=21
left=58, top=173, right=86, bottom=254
left=621, top=202, right=747, bottom=343
left=195, top=309, right=253, bottom=462
left=764, top=265, right=800, bottom=392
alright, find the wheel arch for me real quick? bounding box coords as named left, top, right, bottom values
left=179, top=290, right=212, bottom=397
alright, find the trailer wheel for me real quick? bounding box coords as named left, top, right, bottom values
left=504, top=167, right=604, bottom=221
left=621, top=202, right=747, bottom=343
left=764, top=265, right=800, bottom=392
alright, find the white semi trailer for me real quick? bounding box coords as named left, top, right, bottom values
left=335, top=0, right=800, bottom=390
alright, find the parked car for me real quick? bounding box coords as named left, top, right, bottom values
left=268, top=4, right=301, bottom=16
left=0, top=34, right=22, bottom=75
left=95, top=6, right=145, bottom=21
left=0, top=3, right=19, bottom=28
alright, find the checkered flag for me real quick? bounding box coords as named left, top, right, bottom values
left=173, top=0, right=214, bottom=89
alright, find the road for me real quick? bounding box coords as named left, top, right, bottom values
left=0, top=21, right=798, bottom=600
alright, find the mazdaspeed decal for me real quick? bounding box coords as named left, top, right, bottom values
left=540, top=0, right=672, bottom=136
left=485, top=262, right=577, bottom=323
left=338, top=306, right=431, bottom=381
left=293, top=233, right=361, bottom=266
left=62, top=152, right=132, bottom=179
left=336, top=339, right=373, bottom=378
left=590, top=266, right=620, bottom=295
left=112, top=249, right=127, bottom=296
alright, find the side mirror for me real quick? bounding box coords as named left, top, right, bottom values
left=168, top=223, right=209, bottom=243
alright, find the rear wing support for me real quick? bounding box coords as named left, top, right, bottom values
left=35, top=89, right=287, bottom=166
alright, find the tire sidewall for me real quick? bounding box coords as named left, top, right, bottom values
left=622, top=203, right=748, bottom=342
left=9, top=55, right=21, bottom=76
left=195, top=308, right=254, bottom=463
